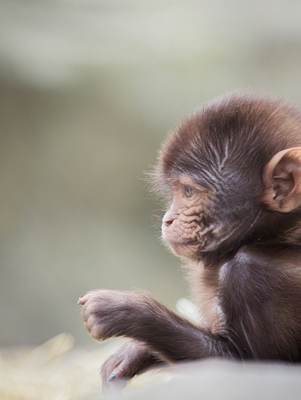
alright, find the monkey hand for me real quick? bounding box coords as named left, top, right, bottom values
left=78, top=289, right=156, bottom=341
left=101, top=340, right=163, bottom=393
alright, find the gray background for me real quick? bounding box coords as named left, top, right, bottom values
left=1, top=0, right=301, bottom=346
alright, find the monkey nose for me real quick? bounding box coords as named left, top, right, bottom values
left=163, top=212, right=175, bottom=227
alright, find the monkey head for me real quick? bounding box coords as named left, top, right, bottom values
left=153, top=92, right=301, bottom=260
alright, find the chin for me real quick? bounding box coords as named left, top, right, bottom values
left=165, top=241, right=199, bottom=260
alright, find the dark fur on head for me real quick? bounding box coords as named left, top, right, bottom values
left=153, top=92, right=301, bottom=256
left=155, top=92, right=301, bottom=185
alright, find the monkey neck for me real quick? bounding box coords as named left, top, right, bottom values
left=272, top=220, right=301, bottom=246
left=252, top=210, right=301, bottom=247
left=195, top=211, right=301, bottom=267
left=196, top=248, right=239, bottom=269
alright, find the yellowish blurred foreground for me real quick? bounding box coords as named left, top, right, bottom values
left=2, top=333, right=301, bottom=400
left=0, top=334, right=170, bottom=400
left=0, top=334, right=105, bottom=399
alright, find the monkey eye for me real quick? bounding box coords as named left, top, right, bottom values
left=183, top=186, right=196, bottom=198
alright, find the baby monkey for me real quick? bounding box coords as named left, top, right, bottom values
left=79, top=92, right=301, bottom=391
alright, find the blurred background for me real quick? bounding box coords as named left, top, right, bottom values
left=1, top=0, right=301, bottom=347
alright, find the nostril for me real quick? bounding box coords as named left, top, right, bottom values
left=163, top=210, right=176, bottom=228
left=164, top=218, right=174, bottom=227
left=163, top=213, right=175, bottom=227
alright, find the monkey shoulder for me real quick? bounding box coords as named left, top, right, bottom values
left=190, top=244, right=301, bottom=309
left=221, top=244, right=301, bottom=279
left=219, top=244, right=301, bottom=311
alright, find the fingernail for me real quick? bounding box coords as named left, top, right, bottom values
left=77, top=297, right=83, bottom=305
left=108, top=373, right=117, bottom=382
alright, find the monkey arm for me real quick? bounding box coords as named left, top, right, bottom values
left=79, top=246, right=301, bottom=364
left=79, top=289, right=236, bottom=362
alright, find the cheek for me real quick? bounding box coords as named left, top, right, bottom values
left=161, top=207, right=235, bottom=254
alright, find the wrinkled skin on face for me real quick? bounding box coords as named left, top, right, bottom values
left=162, top=176, right=262, bottom=259
left=162, top=177, right=208, bottom=258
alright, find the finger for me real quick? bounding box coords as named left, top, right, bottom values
left=77, top=294, right=90, bottom=306
left=102, top=366, right=128, bottom=394
left=77, top=297, right=85, bottom=305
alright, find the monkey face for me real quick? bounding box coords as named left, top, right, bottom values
left=153, top=91, right=301, bottom=260
left=161, top=175, right=261, bottom=259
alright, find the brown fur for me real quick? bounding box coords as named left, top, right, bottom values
left=79, top=92, right=301, bottom=392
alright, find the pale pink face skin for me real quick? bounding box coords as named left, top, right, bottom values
left=161, top=177, right=213, bottom=259
left=161, top=175, right=264, bottom=259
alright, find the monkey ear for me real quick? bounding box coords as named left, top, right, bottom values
left=263, top=147, right=301, bottom=212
